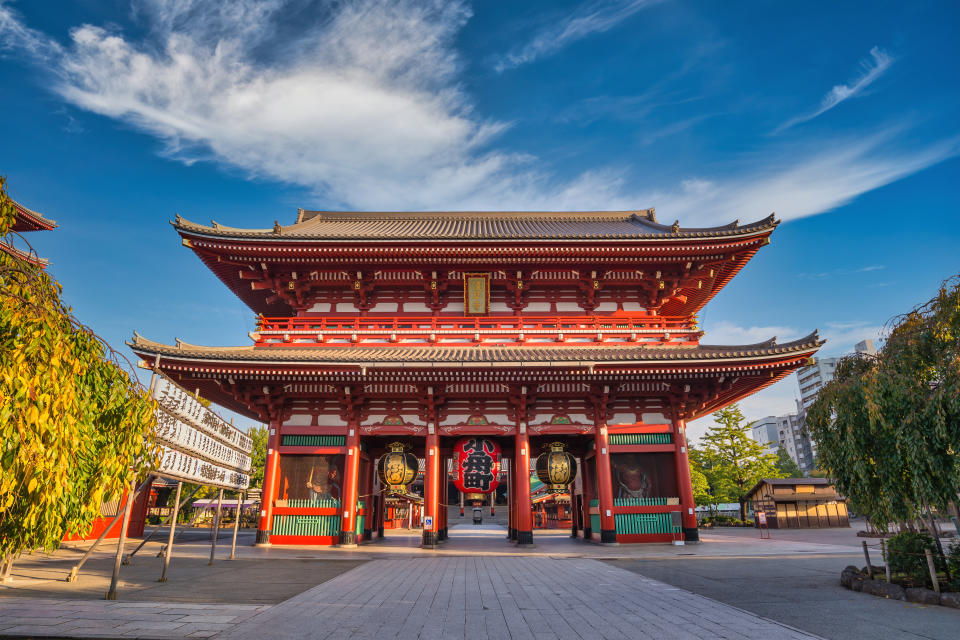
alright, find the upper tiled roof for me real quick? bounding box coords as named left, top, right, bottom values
left=128, top=331, right=822, bottom=365
left=11, top=200, right=57, bottom=232
left=173, top=210, right=778, bottom=242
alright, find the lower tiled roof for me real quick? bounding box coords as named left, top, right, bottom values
left=128, top=332, right=822, bottom=364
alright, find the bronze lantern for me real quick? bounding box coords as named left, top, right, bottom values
left=377, top=442, right=418, bottom=493
left=535, top=442, right=577, bottom=492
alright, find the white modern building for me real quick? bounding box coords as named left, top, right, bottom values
left=751, top=413, right=809, bottom=469
left=793, top=339, right=877, bottom=470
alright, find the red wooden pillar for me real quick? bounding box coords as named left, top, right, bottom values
left=340, top=424, right=361, bottom=547
left=514, top=429, right=534, bottom=546
left=594, top=421, right=617, bottom=543
left=507, top=457, right=516, bottom=541
left=673, top=417, right=700, bottom=542
left=438, top=456, right=448, bottom=542
left=362, top=450, right=374, bottom=541
left=422, top=429, right=440, bottom=548
left=256, top=417, right=282, bottom=545
left=582, top=454, right=594, bottom=540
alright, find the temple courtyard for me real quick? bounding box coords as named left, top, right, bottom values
left=1, top=516, right=958, bottom=640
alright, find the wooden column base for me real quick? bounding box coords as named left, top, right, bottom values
left=339, top=531, right=357, bottom=547
left=254, top=530, right=271, bottom=545
left=600, top=529, right=618, bottom=544
left=422, top=531, right=438, bottom=548
left=683, top=527, right=700, bottom=543
left=516, top=530, right=534, bottom=547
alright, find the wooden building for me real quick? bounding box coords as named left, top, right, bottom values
left=129, top=209, right=822, bottom=546
left=747, top=478, right=849, bottom=528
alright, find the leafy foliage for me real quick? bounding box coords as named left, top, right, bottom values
left=0, top=176, right=159, bottom=558
left=775, top=446, right=802, bottom=477
left=886, top=531, right=944, bottom=587
left=248, top=424, right=268, bottom=489
left=807, top=275, right=960, bottom=531
left=696, top=404, right=784, bottom=519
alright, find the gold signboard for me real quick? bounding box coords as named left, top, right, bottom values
left=463, top=273, right=489, bottom=315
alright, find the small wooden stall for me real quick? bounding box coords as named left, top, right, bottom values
left=747, top=478, right=849, bottom=529
left=383, top=494, right=423, bottom=529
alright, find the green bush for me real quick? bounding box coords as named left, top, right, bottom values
left=947, top=541, right=960, bottom=590
left=886, top=532, right=944, bottom=587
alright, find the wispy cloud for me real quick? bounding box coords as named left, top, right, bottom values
left=701, top=321, right=802, bottom=346
left=0, top=2, right=956, bottom=222
left=493, top=0, right=662, bottom=73
left=775, top=46, right=894, bottom=134
left=797, top=265, right=885, bottom=279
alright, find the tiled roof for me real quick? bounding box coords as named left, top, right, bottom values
left=173, top=210, right=778, bottom=241
left=11, top=200, right=57, bottom=232
left=128, top=331, right=822, bottom=365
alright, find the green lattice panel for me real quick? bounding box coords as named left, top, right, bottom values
left=285, top=498, right=341, bottom=509
left=281, top=435, right=346, bottom=447
left=608, top=433, right=672, bottom=445
left=273, top=515, right=340, bottom=536
left=614, top=512, right=681, bottom=535
left=613, top=497, right=676, bottom=506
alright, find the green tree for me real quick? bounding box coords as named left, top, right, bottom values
left=699, top=404, right=783, bottom=519
left=807, top=274, right=960, bottom=539
left=248, top=424, right=268, bottom=489
left=687, top=449, right=712, bottom=507
left=775, top=446, right=802, bottom=478
left=0, top=177, right=159, bottom=568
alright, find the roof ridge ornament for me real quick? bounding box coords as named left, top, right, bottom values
left=273, top=220, right=282, bottom=234
left=671, top=220, right=680, bottom=234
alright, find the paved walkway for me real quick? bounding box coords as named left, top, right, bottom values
left=0, top=556, right=820, bottom=639
left=221, top=557, right=820, bottom=640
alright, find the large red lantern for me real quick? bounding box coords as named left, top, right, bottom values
left=453, top=437, right=501, bottom=494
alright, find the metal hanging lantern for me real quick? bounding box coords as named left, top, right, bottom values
left=377, top=442, right=418, bottom=493
left=535, top=442, right=577, bottom=492
left=453, top=437, right=501, bottom=494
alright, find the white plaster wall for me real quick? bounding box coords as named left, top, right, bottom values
left=284, top=414, right=313, bottom=426
left=307, top=302, right=331, bottom=312
left=641, top=412, right=668, bottom=423
left=316, top=414, right=347, bottom=427
left=404, top=301, right=432, bottom=313
left=368, top=302, right=398, bottom=313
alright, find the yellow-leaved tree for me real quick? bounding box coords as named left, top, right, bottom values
left=0, top=176, right=159, bottom=573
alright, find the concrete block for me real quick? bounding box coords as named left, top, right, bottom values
left=905, top=587, right=941, bottom=604
left=939, top=591, right=960, bottom=609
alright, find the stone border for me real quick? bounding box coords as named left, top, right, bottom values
left=840, top=565, right=960, bottom=608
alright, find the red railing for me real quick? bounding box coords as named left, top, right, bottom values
left=253, top=314, right=700, bottom=347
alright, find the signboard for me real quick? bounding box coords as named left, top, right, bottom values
left=150, top=376, right=254, bottom=490
left=463, top=273, right=489, bottom=315
left=423, top=516, right=434, bottom=529
left=758, top=511, right=767, bottom=525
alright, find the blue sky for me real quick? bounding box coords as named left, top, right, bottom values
left=1, top=0, right=958, bottom=439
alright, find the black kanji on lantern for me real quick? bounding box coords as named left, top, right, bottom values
left=454, top=437, right=501, bottom=494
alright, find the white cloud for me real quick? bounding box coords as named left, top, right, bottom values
left=0, top=2, right=956, bottom=221
left=686, top=375, right=800, bottom=443
left=701, top=321, right=801, bottom=345
left=654, top=129, right=960, bottom=226
left=493, top=0, right=662, bottom=73
left=775, top=46, right=894, bottom=134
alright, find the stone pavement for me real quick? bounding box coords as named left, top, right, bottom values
left=219, top=556, right=821, bottom=640
left=0, top=598, right=267, bottom=638
left=0, top=521, right=894, bottom=639
left=0, top=555, right=821, bottom=639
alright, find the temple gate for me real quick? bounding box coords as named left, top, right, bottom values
left=130, top=209, right=821, bottom=547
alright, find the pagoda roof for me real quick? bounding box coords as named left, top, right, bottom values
left=0, top=240, right=49, bottom=267
left=129, top=331, right=822, bottom=366
left=11, top=200, right=57, bottom=232
left=173, top=209, right=778, bottom=242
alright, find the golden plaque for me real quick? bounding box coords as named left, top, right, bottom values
left=463, top=273, right=489, bottom=315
